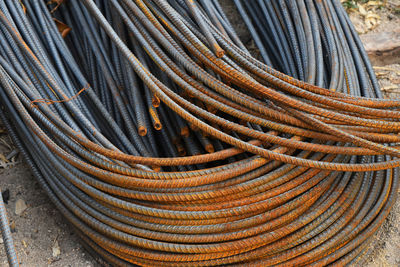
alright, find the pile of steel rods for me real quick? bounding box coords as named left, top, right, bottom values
left=0, top=0, right=398, bottom=266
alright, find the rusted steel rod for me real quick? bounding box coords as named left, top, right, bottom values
left=0, top=0, right=398, bottom=266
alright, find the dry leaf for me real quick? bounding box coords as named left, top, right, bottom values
left=367, top=1, right=384, bottom=7
left=374, top=66, right=397, bottom=71
left=359, top=5, right=368, bottom=16
left=53, top=18, right=71, bottom=38
left=0, top=153, right=9, bottom=163
left=376, top=71, right=389, bottom=77
left=382, top=85, right=399, bottom=91
left=52, top=241, right=61, bottom=257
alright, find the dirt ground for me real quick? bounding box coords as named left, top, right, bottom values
left=0, top=1, right=399, bottom=266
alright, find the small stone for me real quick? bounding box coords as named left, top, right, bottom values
left=10, top=221, right=16, bottom=233
left=1, top=189, right=10, bottom=204
left=15, top=199, right=27, bottom=215
left=52, top=241, right=61, bottom=257
left=361, top=27, right=400, bottom=66
left=30, top=232, right=38, bottom=240
left=0, top=237, right=3, bottom=244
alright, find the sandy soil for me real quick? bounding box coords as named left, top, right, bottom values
left=0, top=1, right=399, bottom=266
left=0, top=160, right=95, bottom=266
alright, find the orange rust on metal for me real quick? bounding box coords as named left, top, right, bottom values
left=214, top=44, right=225, bottom=58
left=205, top=143, right=215, bottom=153
left=189, top=123, right=199, bottom=132
left=138, top=126, right=147, bottom=136
left=48, top=0, right=65, bottom=13
left=30, top=84, right=88, bottom=107
left=148, top=106, right=162, bottom=130
left=19, top=1, right=26, bottom=14
left=151, top=94, right=160, bottom=107
left=180, top=126, right=190, bottom=137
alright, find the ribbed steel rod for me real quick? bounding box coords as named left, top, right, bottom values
left=0, top=0, right=398, bottom=266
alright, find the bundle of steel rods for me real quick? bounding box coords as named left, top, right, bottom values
left=0, top=0, right=398, bottom=266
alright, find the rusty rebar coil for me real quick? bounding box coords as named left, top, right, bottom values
left=0, top=0, right=398, bottom=266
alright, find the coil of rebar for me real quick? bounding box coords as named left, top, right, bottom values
left=0, top=0, right=398, bottom=266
